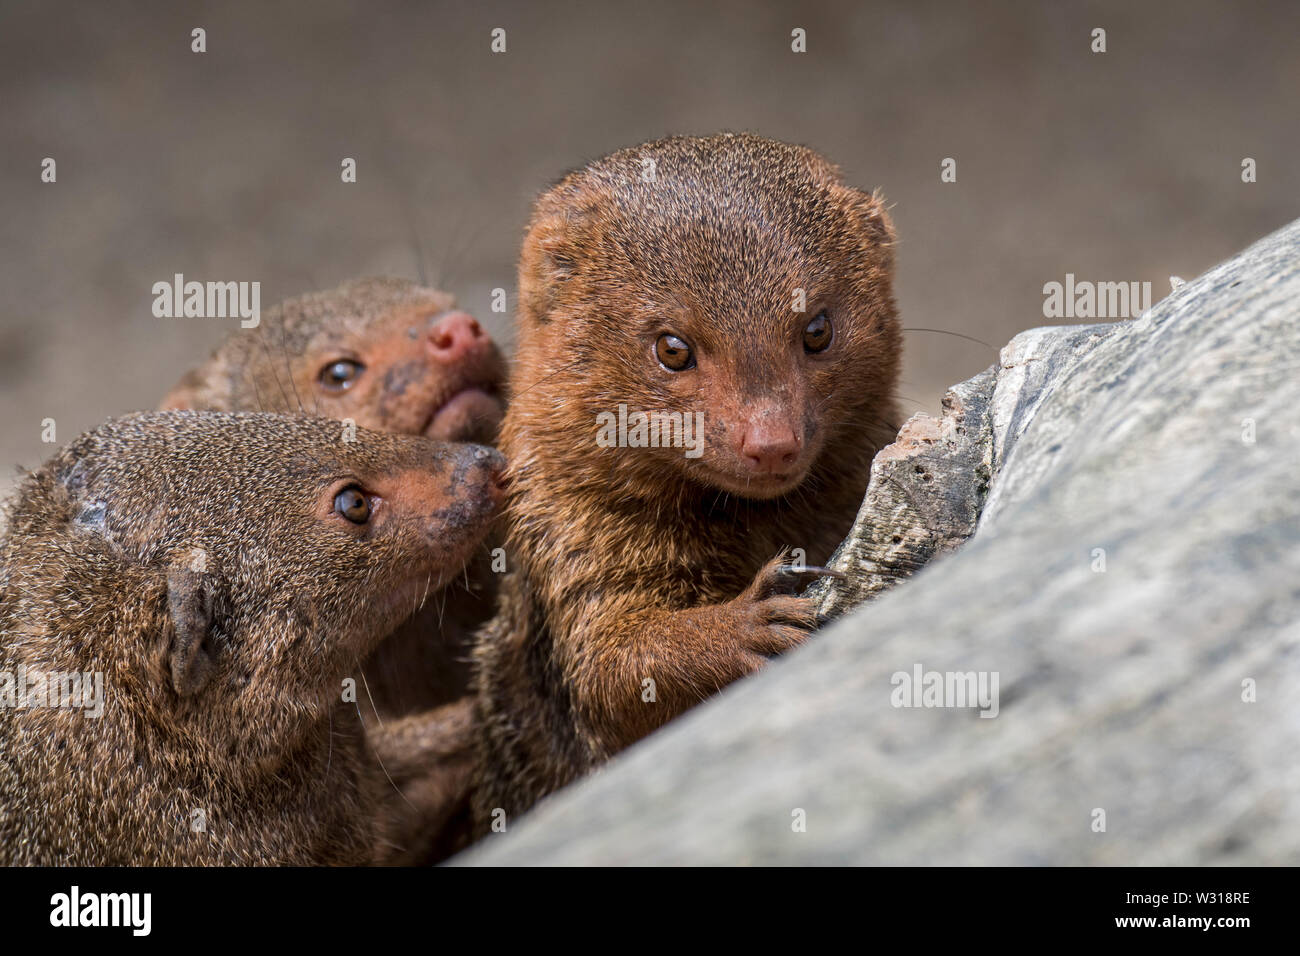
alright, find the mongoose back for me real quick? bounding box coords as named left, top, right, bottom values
left=474, top=133, right=902, bottom=823
left=0, top=411, right=503, bottom=865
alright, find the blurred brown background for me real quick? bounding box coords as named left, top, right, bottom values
left=2, top=0, right=1297, bottom=497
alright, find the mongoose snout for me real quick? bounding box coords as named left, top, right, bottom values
left=324, top=439, right=505, bottom=622
left=726, top=396, right=812, bottom=492
left=419, top=310, right=504, bottom=442
left=738, top=413, right=801, bottom=477
left=361, top=441, right=505, bottom=546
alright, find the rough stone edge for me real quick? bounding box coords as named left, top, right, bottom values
left=808, top=366, right=994, bottom=622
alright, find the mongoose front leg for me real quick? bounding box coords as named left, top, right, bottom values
left=369, top=698, right=477, bottom=864
left=568, top=556, right=822, bottom=753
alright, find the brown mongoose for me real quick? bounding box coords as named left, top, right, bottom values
left=162, top=277, right=507, bottom=863
left=0, top=411, right=503, bottom=865
left=161, top=276, right=508, bottom=718
left=473, top=133, right=902, bottom=824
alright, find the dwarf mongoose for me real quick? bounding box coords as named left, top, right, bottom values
left=162, top=277, right=508, bottom=863
left=473, top=133, right=901, bottom=823
left=0, top=411, right=503, bottom=864
left=161, top=277, right=508, bottom=717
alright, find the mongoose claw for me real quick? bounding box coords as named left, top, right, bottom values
left=768, top=564, right=845, bottom=592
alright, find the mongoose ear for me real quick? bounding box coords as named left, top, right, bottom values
left=519, top=189, right=606, bottom=323
left=843, top=186, right=896, bottom=256
left=519, top=215, right=578, bottom=323
left=166, top=567, right=217, bottom=697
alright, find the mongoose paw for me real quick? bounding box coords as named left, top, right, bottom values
left=730, top=555, right=826, bottom=664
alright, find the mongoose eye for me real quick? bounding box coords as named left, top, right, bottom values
left=803, top=312, right=833, bottom=353
left=334, top=486, right=371, bottom=524
left=320, top=359, right=365, bottom=390
left=655, top=333, right=695, bottom=372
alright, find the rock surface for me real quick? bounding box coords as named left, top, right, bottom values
left=806, top=365, right=994, bottom=622
left=808, top=321, right=1127, bottom=622
left=459, top=217, right=1300, bottom=865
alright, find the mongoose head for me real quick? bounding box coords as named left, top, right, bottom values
left=513, top=132, right=900, bottom=501
left=0, top=411, right=504, bottom=752
left=162, top=278, right=507, bottom=444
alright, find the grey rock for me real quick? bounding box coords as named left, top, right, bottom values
left=809, top=321, right=1124, bottom=622
left=459, top=217, right=1300, bottom=866
left=807, top=366, right=994, bottom=622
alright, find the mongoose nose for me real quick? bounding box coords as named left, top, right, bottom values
left=426, top=311, right=488, bottom=364
left=469, top=444, right=509, bottom=496
left=739, top=422, right=800, bottom=474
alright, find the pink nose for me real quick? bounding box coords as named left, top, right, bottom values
left=740, top=422, right=800, bottom=473
left=426, top=311, right=487, bottom=364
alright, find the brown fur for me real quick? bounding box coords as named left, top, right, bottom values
left=0, top=411, right=502, bottom=865
left=162, top=278, right=509, bottom=864
left=160, top=276, right=508, bottom=718
left=473, top=133, right=902, bottom=824
left=370, top=698, right=477, bottom=864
